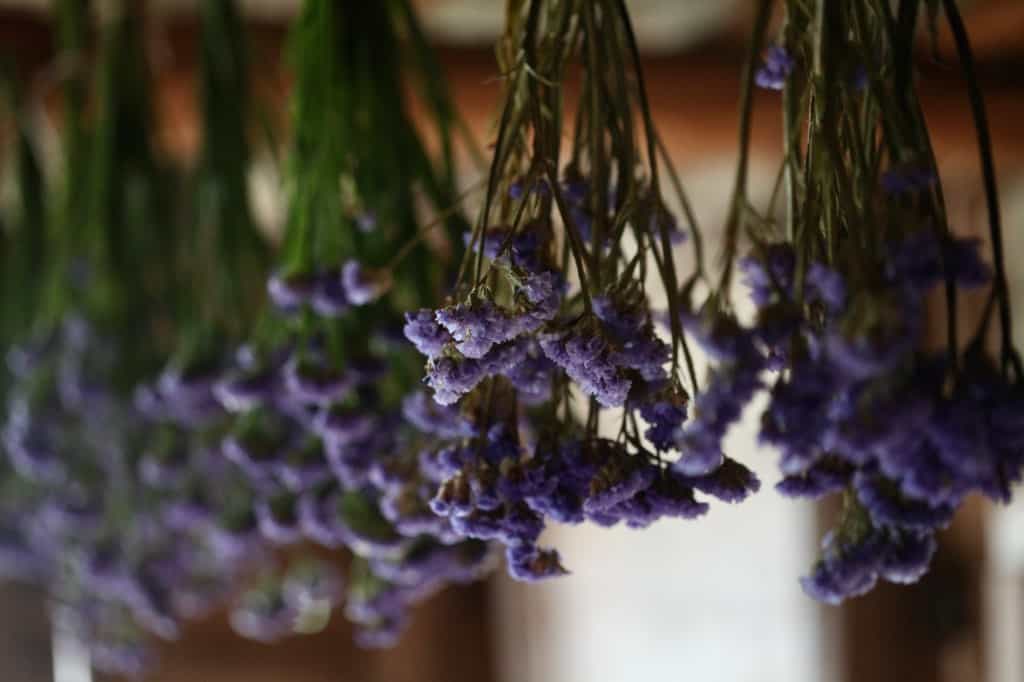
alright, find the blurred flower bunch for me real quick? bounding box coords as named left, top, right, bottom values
left=0, top=0, right=1021, bottom=675
left=0, top=0, right=490, bottom=671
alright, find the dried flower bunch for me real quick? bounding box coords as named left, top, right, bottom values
left=0, top=0, right=1019, bottom=676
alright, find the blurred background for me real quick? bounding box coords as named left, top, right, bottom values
left=1, top=1, right=1023, bottom=681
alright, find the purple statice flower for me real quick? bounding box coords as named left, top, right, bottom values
left=297, top=487, right=344, bottom=548
left=682, top=457, right=760, bottom=504
left=424, top=355, right=486, bottom=406
left=853, top=472, right=956, bottom=531
left=800, top=530, right=885, bottom=604
left=213, top=367, right=279, bottom=412
left=267, top=270, right=317, bottom=310
left=311, top=269, right=349, bottom=318
left=435, top=300, right=517, bottom=359
left=610, top=473, right=710, bottom=528
left=583, top=461, right=658, bottom=514
left=755, top=46, right=794, bottom=91
left=274, top=439, right=331, bottom=492
left=740, top=243, right=796, bottom=307
left=674, top=366, right=761, bottom=476
left=760, top=361, right=836, bottom=474
left=401, top=391, right=476, bottom=439
left=593, top=295, right=647, bottom=338
left=282, top=356, right=352, bottom=405
left=2, top=412, right=65, bottom=484
left=312, top=406, right=377, bottom=445
left=403, top=309, right=451, bottom=358
left=514, top=270, right=564, bottom=332
left=222, top=419, right=292, bottom=482
left=479, top=338, right=530, bottom=376
left=500, top=344, right=555, bottom=405
left=539, top=327, right=630, bottom=408
left=505, top=544, right=568, bottom=582
left=342, top=260, right=390, bottom=306
left=887, top=230, right=991, bottom=294
left=878, top=531, right=937, bottom=584
left=639, top=394, right=688, bottom=452
left=775, top=457, right=854, bottom=500
left=613, top=333, right=670, bottom=383
left=881, top=166, right=937, bottom=195
left=806, top=263, right=847, bottom=313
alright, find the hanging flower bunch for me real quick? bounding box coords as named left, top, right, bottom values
left=213, top=0, right=496, bottom=648
left=404, top=0, right=760, bottom=584
left=723, top=0, right=1024, bottom=603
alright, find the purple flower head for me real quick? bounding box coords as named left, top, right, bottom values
left=583, top=459, right=658, bottom=514
left=222, top=413, right=293, bottom=481
left=639, top=391, right=688, bottom=451
left=311, top=269, right=350, bottom=318
left=213, top=367, right=279, bottom=412
left=267, top=270, right=317, bottom=310
left=514, top=270, right=564, bottom=331
left=313, top=406, right=377, bottom=445
left=760, top=361, right=836, bottom=474
left=775, top=457, right=854, bottom=500
left=435, top=300, right=517, bottom=359
left=740, top=243, right=796, bottom=307
left=283, top=356, right=352, bottom=405
left=2, top=415, right=65, bottom=484
left=342, top=260, right=391, bottom=306
left=539, top=327, right=631, bottom=408
left=404, top=309, right=451, bottom=358
left=506, top=544, right=569, bottom=582
left=674, top=366, right=761, bottom=475
left=501, top=345, right=555, bottom=406
left=800, top=530, right=885, bottom=604
left=887, top=230, right=991, bottom=294
left=683, top=457, right=760, bottom=504
left=853, top=472, right=955, bottom=531
left=806, top=263, right=847, bottom=313
left=424, top=355, right=485, bottom=406
left=274, top=439, right=331, bottom=492
left=755, top=46, right=794, bottom=91
left=879, top=531, right=936, bottom=584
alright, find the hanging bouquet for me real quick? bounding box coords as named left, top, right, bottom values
left=0, top=0, right=1020, bottom=676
